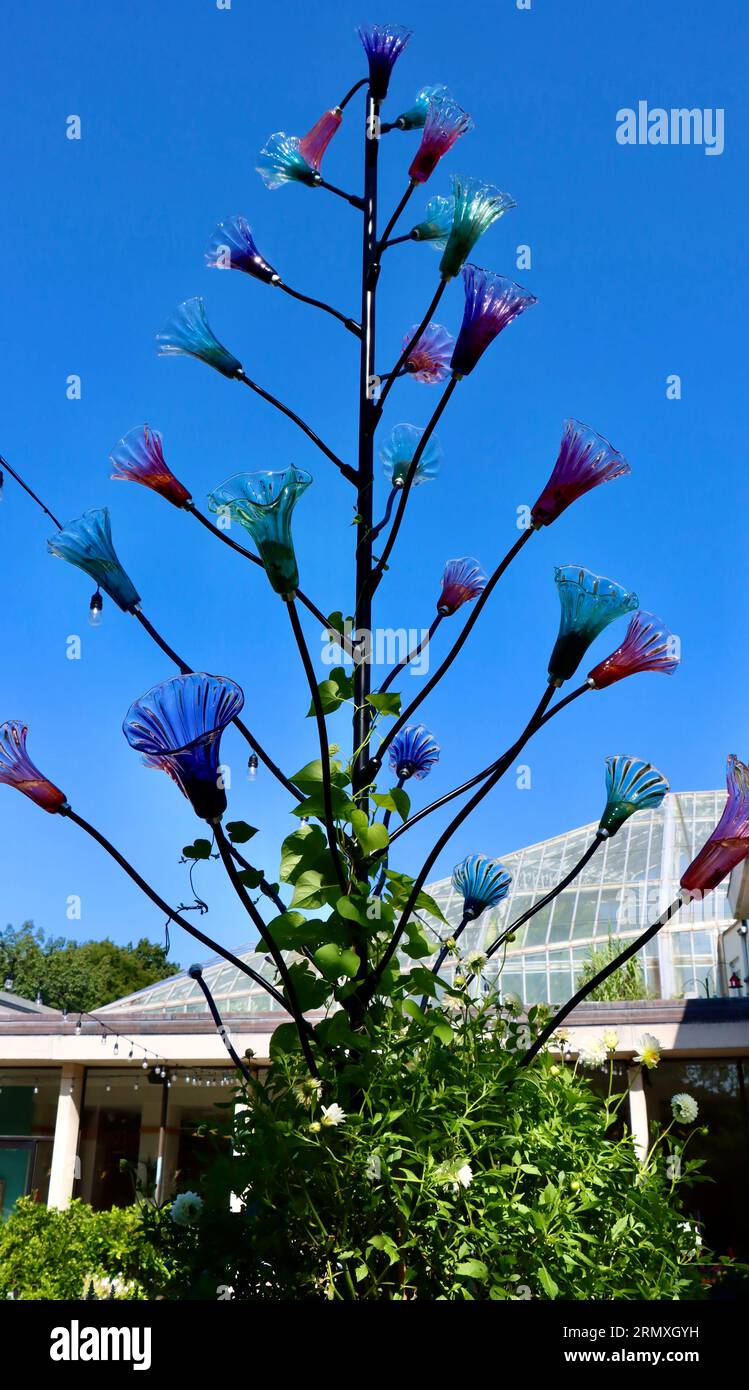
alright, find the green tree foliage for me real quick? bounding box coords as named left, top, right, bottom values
left=0, top=922, right=178, bottom=1012
left=575, top=935, right=649, bottom=1002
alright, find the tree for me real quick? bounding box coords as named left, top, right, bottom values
left=575, top=934, right=649, bottom=1003
left=0, top=923, right=179, bottom=1012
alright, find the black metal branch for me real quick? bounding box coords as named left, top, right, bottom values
left=487, top=833, right=605, bottom=964
left=317, top=177, right=365, bottom=210
left=338, top=77, right=368, bottom=111
left=188, top=967, right=254, bottom=1083
left=275, top=280, right=361, bottom=337
left=0, top=454, right=62, bottom=528
left=236, top=371, right=357, bottom=484
left=377, top=181, right=416, bottom=254
left=379, top=232, right=414, bottom=252
left=227, top=841, right=285, bottom=915
left=426, top=909, right=471, bottom=994
left=375, top=279, right=448, bottom=413
left=369, top=485, right=397, bottom=543
left=378, top=615, right=442, bottom=695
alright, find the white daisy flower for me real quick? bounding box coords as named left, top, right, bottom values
left=171, top=1191, right=203, bottom=1226
left=634, top=1033, right=661, bottom=1069
left=671, top=1092, right=699, bottom=1123
left=320, top=1102, right=347, bottom=1127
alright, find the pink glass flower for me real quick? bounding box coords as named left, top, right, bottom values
left=0, top=721, right=67, bottom=813
left=402, top=322, right=454, bottom=384
left=408, top=95, right=473, bottom=185
left=588, top=611, right=679, bottom=689
left=531, top=420, right=631, bottom=528
left=299, top=108, right=343, bottom=170
left=110, top=425, right=192, bottom=509
left=437, top=557, right=487, bottom=616
left=681, top=756, right=749, bottom=896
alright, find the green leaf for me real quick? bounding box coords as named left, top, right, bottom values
left=182, top=839, right=212, bottom=861
left=367, top=1234, right=400, bottom=1266
left=268, top=1022, right=302, bottom=1060
left=237, top=866, right=263, bottom=890
left=402, top=999, right=426, bottom=1023
left=365, top=692, right=402, bottom=717
left=292, top=756, right=349, bottom=789
left=279, top=825, right=329, bottom=886
left=432, top=1021, right=454, bottom=1046
left=267, top=913, right=333, bottom=950
left=335, top=895, right=369, bottom=926
left=313, top=943, right=360, bottom=980
left=351, top=809, right=389, bottom=856
left=457, top=1259, right=489, bottom=1281
left=225, top=821, right=258, bottom=844
left=285, top=961, right=331, bottom=1011
left=372, top=787, right=411, bottom=822
left=306, top=668, right=354, bottom=717
left=538, top=1265, right=559, bottom=1300
left=289, top=870, right=329, bottom=911
left=292, top=788, right=357, bottom=824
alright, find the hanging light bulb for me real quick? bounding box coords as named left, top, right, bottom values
left=128, top=1044, right=134, bottom=1060
left=142, top=1059, right=149, bottom=1070
left=88, top=588, right=104, bottom=627
left=75, top=1016, right=82, bottom=1036
left=35, top=990, right=43, bottom=1005
left=113, top=1039, right=119, bottom=1056
left=247, top=752, right=259, bottom=781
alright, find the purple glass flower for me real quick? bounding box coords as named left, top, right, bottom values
left=110, top=425, right=192, bottom=509
left=450, top=265, right=537, bottom=377
left=437, top=557, right=487, bottom=616
left=0, top=721, right=67, bottom=813
left=682, top=756, right=749, bottom=896
left=205, top=216, right=279, bottom=284
left=299, top=107, right=343, bottom=169
left=388, top=725, right=440, bottom=782
left=408, top=95, right=473, bottom=185
left=357, top=22, right=412, bottom=99
left=588, top=611, right=679, bottom=690
left=531, top=420, right=632, bottom=528
left=402, top=322, right=454, bottom=384
left=156, top=298, right=242, bottom=379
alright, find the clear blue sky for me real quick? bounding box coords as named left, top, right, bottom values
left=1, top=0, right=746, bottom=970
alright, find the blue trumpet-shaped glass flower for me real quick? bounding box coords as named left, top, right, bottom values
left=394, top=83, right=449, bottom=130
left=357, top=22, right=412, bottom=99
left=380, top=423, right=442, bottom=488
left=437, top=557, right=487, bottom=616
left=548, top=565, right=639, bottom=685
left=0, top=721, right=67, bottom=814
left=451, top=265, right=537, bottom=377
left=207, top=467, right=311, bottom=596
left=256, top=133, right=319, bottom=190
left=531, top=420, right=631, bottom=528
left=411, top=194, right=455, bottom=247
left=110, top=425, right=192, bottom=508
left=48, top=508, right=141, bottom=611
left=205, top=216, right=279, bottom=284
left=156, top=297, right=242, bottom=379
left=388, top=725, right=440, bottom=781
left=123, top=672, right=244, bottom=822
left=439, top=176, right=516, bottom=281
left=409, top=95, right=473, bottom=184
left=402, top=322, right=454, bottom=383
left=452, top=854, right=512, bottom=919
left=599, top=755, right=669, bottom=836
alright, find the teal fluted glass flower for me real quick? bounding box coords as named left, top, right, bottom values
left=156, top=297, right=242, bottom=379
left=411, top=194, right=454, bottom=247
left=48, top=508, right=141, bottom=611
left=380, top=423, right=443, bottom=487
left=256, top=133, right=319, bottom=190
left=207, top=467, right=312, bottom=596
left=394, top=84, right=449, bottom=130
left=548, top=564, right=638, bottom=685
left=599, top=755, right=669, bottom=836
left=439, top=175, right=517, bottom=280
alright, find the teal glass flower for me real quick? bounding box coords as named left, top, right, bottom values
left=440, top=175, right=517, bottom=280
left=548, top=565, right=638, bottom=685
left=394, top=84, right=449, bottom=131
left=411, top=194, right=454, bottom=247
left=48, top=508, right=141, bottom=611
left=256, top=133, right=319, bottom=190
left=156, top=298, right=242, bottom=379
left=599, top=755, right=669, bottom=836
left=380, top=423, right=442, bottom=487
left=207, top=467, right=312, bottom=596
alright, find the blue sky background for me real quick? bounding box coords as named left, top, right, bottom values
left=1, top=0, right=746, bottom=972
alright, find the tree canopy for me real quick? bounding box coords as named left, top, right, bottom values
left=0, top=922, right=179, bottom=1012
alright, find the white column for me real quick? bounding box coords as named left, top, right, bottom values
left=47, top=1063, right=84, bottom=1209
left=627, top=1065, right=649, bottom=1161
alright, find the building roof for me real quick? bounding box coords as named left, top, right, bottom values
left=0, top=989, right=62, bottom=1018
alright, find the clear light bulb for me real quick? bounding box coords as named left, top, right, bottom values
left=247, top=753, right=259, bottom=781
left=89, top=589, right=103, bottom=627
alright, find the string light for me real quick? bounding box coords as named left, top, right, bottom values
left=247, top=752, right=259, bottom=781
left=88, top=588, right=103, bottom=627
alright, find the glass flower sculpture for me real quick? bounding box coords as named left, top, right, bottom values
left=299, top=107, right=343, bottom=169
left=48, top=508, right=141, bottom=611
left=156, top=297, right=242, bottom=379
left=437, top=557, right=487, bottom=616
left=588, top=611, right=679, bottom=689
left=681, top=755, right=749, bottom=896
left=452, top=854, right=511, bottom=919
left=598, top=755, right=669, bottom=836
left=411, top=194, right=455, bottom=246
left=357, top=22, right=412, bottom=99
left=393, top=83, right=449, bottom=130
left=256, top=133, right=319, bottom=190
left=450, top=265, right=537, bottom=377
left=388, top=725, right=440, bottom=781
left=439, top=175, right=516, bottom=281
left=531, top=420, right=631, bottom=528
left=124, top=673, right=244, bottom=823
left=110, top=425, right=192, bottom=509
left=408, top=95, right=473, bottom=185
left=0, top=721, right=66, bottom=813
left=205, top=216, right=279, bottom=284
left=380, top=423, right=442, bottom=487
left=402, top=323, right=454, bottom=383
left=207, top=466, right=311, bottom=596
left=548, top=565, right=639, bottom=685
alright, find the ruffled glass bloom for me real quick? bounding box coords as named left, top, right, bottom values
left=357, top=22, right=412, bottom=99
left=439, top=175, right=516, bottom=280
left=437, top=557, right=487, bottom=616
left=256, top=133, right=319, bottom=190
left=123, top=672, right=244, bottom=822
left=451, top=265, right=537, bottom=377
left=598, top=755, right=669, bottom=836
left=452, top=854, right=511, bottom=920
left=394, top=83, right=449, bottom=130
left=531, top=419, right=632, bottom=528
left=110, top=425, right=192, bottom=509
left=408, top=95, right=473, bottom=185
left=681, top=755, right=749, bottom=896
left=207, top=466, right=311, bottom=596
left=548, top=565, right=638, bottom=685
left=299, top=107, right=343, bottom=169
left=388, top=725, right=440, bottom=781
left=380, top=423, right=442, bottom=487
left=156, top=297, right=242, bottom=379
left=402, top=323, right=454, bottom=383
left=0, top=721, right=66, bottom=813
left=411, top=195, right=454, bottom=247
left=588, top=611, right=679, bottom=689
left=205, top=216, right=278, bottom=284
left=48, top=508, right=141, bottom=611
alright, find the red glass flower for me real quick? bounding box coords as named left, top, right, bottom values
left=681, top=756, right=749, bottom=896
left=0, top=721, right=67, bottom=813
left=299, top=108, right=343, bottom=170
left=588, top=611, right=679, bottom=689
left=110, top=425, right=192, bottom=508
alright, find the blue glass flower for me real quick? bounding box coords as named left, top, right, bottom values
left=411, top=195, right=455, bottom=247
left=256, top=133, right=319, bottom=190
left=380, top=423, right=442, bottom=488
left=548, top=565, right=639, bottom=685
left=0, top=721, right=66, bottom=814
left=388, top=725, right=440, bottom=781
left=440, top=175, right=517, bottom=281
left=531, top=420, right=631, bottom=528
left=409, top=95, right=473, bottom=185
left=451, top=265, right=537, bottom=377
left=110, top=425, right=192, bottom=508
left=205, top=216, right=279, bottom=284
left=156, top=298, right=242, bottom=379
left=394, top=83, right=449, bottom=131
left=123, top=672, right=244, bottom=822
left=402, top=323, right=454, bottom=383
left=357, top=22, right=412, bottom=99
left=207, top=467, right=311, bottom=596
left=452, top=854, right=512, bottom=920
left=437, top=557, right=487, bottom=616
left=48, top=508, right=141, bottom=611
left=599, top=755, right=669, bottom=836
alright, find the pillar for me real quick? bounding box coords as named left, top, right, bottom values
left=47, top=1063, right=84, bottom=1209
left=627, top=1065, right=649, bottom=1161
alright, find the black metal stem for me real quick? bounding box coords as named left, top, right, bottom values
left=429, top=910, right=471, bottom=981
left=236, top=371, right=357, bottom=484
left=317, top=177, right=365, bottom=210
left=377, top=181, right=415, bottom=253
left=0, top=455, right=62, bottom=528
left=379, top=232, right=414, bottom=253
left=275, top=281, right=361, bottom=337
left=375, top=279, right=448, bottom=413
left=228, top=842, right=285, bottom=915
left=378, top=615, right=442, bottom=695
left=369, top=485, right=397, bottom=543
left=188, top=968, right=254, bottom=1083
left=487, top=834, right=605, bottom=964
left=339, top=77, right=368, bottom=111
